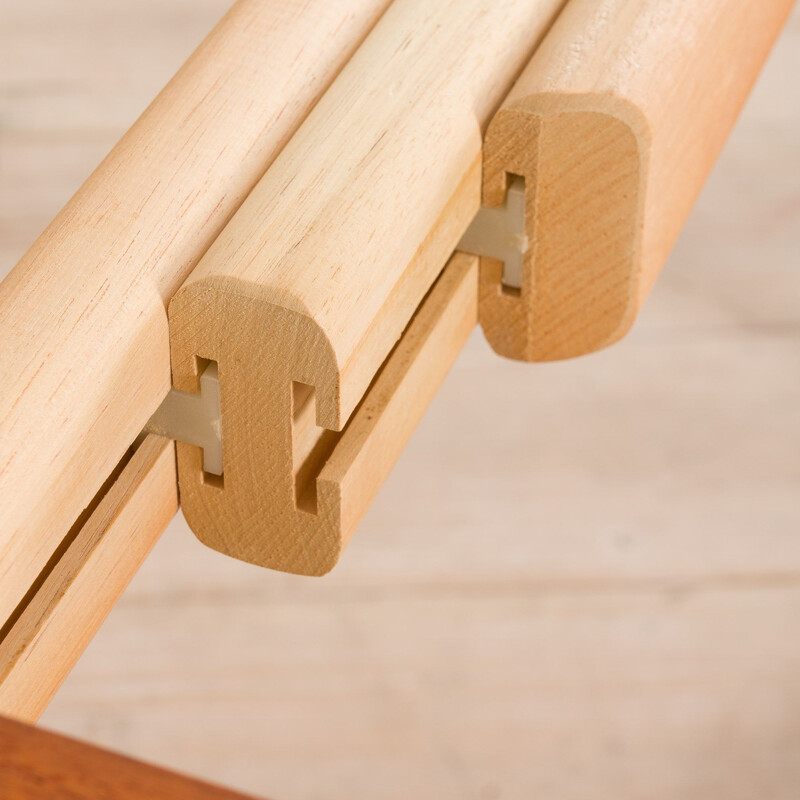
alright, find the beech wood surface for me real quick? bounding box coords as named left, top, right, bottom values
left=478, top=0, right=794, bottom=362
left=0, top=0, right=390, bottom=628
left=0, top=714, right=261, bottom=800
left=169, top=0, right=564, bottom=575
left=14, top=2, right=798, bottom=798
left=0, top=435, right=176, bottom=723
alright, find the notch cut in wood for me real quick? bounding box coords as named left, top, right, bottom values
left=457, top=175, right=528, bottom=291
left=145, top=362, right=221, bottom=477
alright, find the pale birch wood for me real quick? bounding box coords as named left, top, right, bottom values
left=478, top=0, right=794, bottom=362
left=0, top=435, right=176, bottom=723
left=169, top=0, right=564, bottom=575
left=0, top=0, right=390, bottom=627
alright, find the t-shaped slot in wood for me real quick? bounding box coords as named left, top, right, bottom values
left=291, top=382, right=337, bottom=516
left=479, top=95, right=645, bottom=363
left=458, top=175, right=528, bottom=291
left=169, top=253, right=477, bottom=575
left=144, top=361, right=222, bottom=477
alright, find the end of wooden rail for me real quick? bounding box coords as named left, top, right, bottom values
left=478, top=94, right=648, bottom=362
left=169, top=274, right=341, bottom=575
left=475, top=0, right=794, bottom=363
left=169, top=254, right=478, bottom=576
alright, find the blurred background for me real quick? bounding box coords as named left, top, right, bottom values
left=1, top=1, right=799, bottom=798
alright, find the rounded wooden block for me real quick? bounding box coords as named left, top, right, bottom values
left=170, top=287, right=342, bottom=575
left=478, top=0, right=794, bottom=363
left=170, top=255, right=479, bottom=576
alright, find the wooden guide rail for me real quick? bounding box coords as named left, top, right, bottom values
left=0, top=0, right=792, bottom=736
left=0, top=436, right=176, bottom=722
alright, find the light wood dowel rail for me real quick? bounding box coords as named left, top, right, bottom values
left=169, top=0, right=565, bottom=576
left=0, top=0, right=391, bottom=626
left=0, top=435, right=176, bottom=723
left=0, top=715, right=262, bottom=800
left=477, top=0, right=794, bottom=362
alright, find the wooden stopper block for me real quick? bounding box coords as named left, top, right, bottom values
left=478, top=0, right=794, bottom=362
left=169, top=0, right=565, bottom=574
left=172, top=253, right=478, bottom=574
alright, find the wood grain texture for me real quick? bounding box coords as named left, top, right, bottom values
left=478, top=0, right=794, bottom=362
left=0, top=0, right=390, bottom=628
left=0, top=714, right=261, bottom=800
left=317, top=253, right=478, bottom=553
left=27, top=3, right=800, bottom=796
left=175, top=251, right=479, bottom=575
left=0, top=435, right=176, bottom=723
left=169, top=0, right=564, bottom=575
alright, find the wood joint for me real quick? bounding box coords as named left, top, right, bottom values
left=168, top=254, right=478, bottom=577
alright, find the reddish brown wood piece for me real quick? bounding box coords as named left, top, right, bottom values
left=0, top=715, right=263, bottom=800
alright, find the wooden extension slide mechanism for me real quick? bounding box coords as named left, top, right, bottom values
left=168, top=0, right=792, bottom=574
left=0, top=0, right=792, bottom=726
left=166, top=0, right=564, bottom=575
